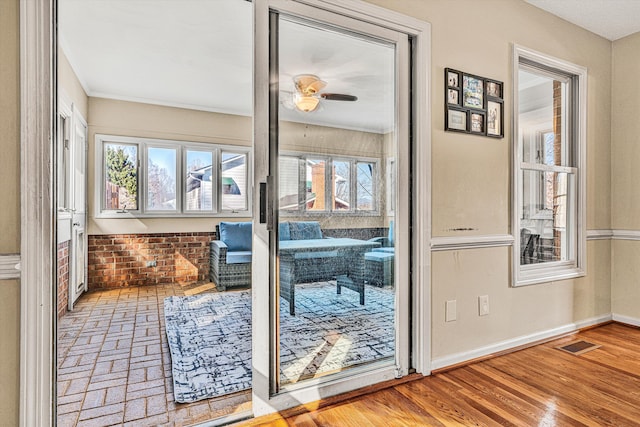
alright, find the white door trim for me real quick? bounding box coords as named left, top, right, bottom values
left=253, top=0, right=431, bottom=417
left=20, top=0, right=54, bottom=425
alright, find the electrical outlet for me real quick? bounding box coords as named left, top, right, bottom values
left=479, top=295, right=489, bottom=316
left=445, top=300, right=457, bottom=322
left=146, top=260, right=157, bottom=267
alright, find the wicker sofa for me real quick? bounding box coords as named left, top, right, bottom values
left=210, top=221, right=338, bottom=291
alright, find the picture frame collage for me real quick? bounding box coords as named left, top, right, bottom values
left=445, top=68, right=504, bottom=138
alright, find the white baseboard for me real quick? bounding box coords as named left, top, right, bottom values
left=431, top=314, right=612, bottom=371
left=612, top=313, right=640, bottom=327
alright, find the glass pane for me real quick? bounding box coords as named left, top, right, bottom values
left=185, top=150, right=213, bottom=212
left=519, top=68, right=570, bottom=166
left=147, top=147, right=177, bottom=211
left=277, top=16, right=396, bottom=387
left=104, top=143, right=138, bottom=210
left=306, top=159, right=326, bottom=211
left=279, top=156, right=300, bottom=211
left=357, top=162, right=375, bottom=211
left=221, top=152, right=247, bottom=211
left=333, top=161, right=350, bottom=211
left=520, top=170, right=573, bottom=265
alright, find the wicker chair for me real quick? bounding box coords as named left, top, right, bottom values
left=210, top=222, right=252, bottom=291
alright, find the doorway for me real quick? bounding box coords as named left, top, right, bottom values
left=251, top=0, right=430, bottom=416
left=21, top=0, right=431, bottom=424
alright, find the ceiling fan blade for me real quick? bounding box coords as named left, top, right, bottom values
left=320, top=93, right=358, bottom=102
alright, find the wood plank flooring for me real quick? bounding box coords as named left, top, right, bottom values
left=234, top=322, right=640, bottom=426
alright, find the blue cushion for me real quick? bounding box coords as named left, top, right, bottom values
left=373, top=247, right=395, bottom=254
left=219, top=221, right=252, bottom=251
left=289, top=221, right=322, bottom=240
left=279, top=222, right=291, bottom=241
left=365, top=251, right=394, bottom=261
left=388, top=220, right=394, bottom=246
left=226, top=251, right=252, bottom=264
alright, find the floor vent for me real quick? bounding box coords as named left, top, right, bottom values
left=556, top=340, right=601, bottom=355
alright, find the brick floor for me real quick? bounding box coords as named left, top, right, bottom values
left=57, top=284, right=251, bottom=427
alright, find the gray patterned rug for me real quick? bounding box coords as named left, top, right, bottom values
left=164, top=282, right=395, bottom=403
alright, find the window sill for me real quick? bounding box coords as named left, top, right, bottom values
left=94, top=211, right=252, bottom=219
left=514, top=264, right=585, bottom=287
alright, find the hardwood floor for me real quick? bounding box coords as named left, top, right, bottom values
left=234, top=323, right=640, bottom=426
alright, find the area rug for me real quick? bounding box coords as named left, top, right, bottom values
left=164, top=282, right=395, bottom=403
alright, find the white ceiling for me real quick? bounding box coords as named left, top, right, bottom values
left=59, top=0, right=395, bottom=134
left=60, top=1, right=640, bottom=135
left=525, top=0, right=640, bottom=41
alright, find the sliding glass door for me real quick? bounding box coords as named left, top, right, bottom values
left=252, top=0, right=412, bottom=413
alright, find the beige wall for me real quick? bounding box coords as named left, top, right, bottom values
left=88, top=97, right=253, bottom=235
left=5, top=0, right=637, bottom=423
left=0, top=0, right=21, bottom=424
left=611, top=31, right=640, bottom=318
left=364, top=0, right=613, bottom=361
left=88, top=99, right=389, bottom=234
left=58, top=48, right=89, bottom=120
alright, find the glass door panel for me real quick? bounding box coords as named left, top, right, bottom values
left=276, top=15, right=398, bottom=387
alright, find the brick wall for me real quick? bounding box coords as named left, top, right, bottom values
left=57, top=241, right=70, bottom=318
left=88, top=232, right=216, bottom=290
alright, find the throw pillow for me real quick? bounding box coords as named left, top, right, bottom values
left=219, top=221, right=252, bottom=251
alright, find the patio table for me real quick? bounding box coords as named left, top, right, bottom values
left=278, top=238, right=380, bottom=315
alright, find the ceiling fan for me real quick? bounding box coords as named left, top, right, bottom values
left=287, top=74, right=358, bottom=113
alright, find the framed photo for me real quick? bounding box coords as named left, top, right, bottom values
left=486, top=79, right=503, bottom=98
left=446, top=69, right=460, bottom=88
left=444, top=67, right=503, bottom=138
left=447, top=88, right=460, bottom=105
left=463, top=74, right=484, bottom=109
left=446, top=107, right=467, bottom=132
left=487, top=99, right=503, bottom=137
left=470, top=111, right=485, bottom=134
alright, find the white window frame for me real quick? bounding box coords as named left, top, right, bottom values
left=94, top=134, right=252, bottom=218
left=512, top=45, right=587, bottom=287
left=279, top=151, right=380, bottom=216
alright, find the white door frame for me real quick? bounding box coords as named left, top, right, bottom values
left=19, top=0, right=431, bottom=424
left=20, top=0, right=55, bottom=425
left=252, top=0, right=431, bottom=417
left=68, top=113, right=88, bottom=309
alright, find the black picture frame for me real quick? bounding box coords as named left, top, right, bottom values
left=470, top=111, right=486, bottom=134
left=486, top=79, right=503, bottom=99
left=445, top=106, right=468, bottom=133
left=462, top=73, right=484, bottom=109
left=486, top=99, right=504, bottom=138
left=444, top=67, right=504, bottom=138
left=447, top=87, right=460, bottom=105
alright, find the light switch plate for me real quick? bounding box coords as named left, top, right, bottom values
left=479, top=295, right=489, bottom=316
left=445, top=300, right=457, bottom=322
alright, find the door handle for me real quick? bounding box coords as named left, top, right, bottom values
left=259, top=182, right=267, bottom=224
left=259, top=177, right=275, bottom=231
left=73, top=222, right=81, bottom=227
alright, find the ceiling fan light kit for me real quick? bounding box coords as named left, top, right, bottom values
left=295, top=94, right=321, bottom=112
left=291, top=74, right=358, bottom=113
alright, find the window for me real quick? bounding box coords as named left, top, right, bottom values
left=96, top=135, right=250, bottom=217
left=279, top=153, right=379, bottom=214
left=513, top=46, right=587, bottom=286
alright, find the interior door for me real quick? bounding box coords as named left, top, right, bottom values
left=252, top=0, right=411, bottom=414
left=69, top=114, right=88, bottom=309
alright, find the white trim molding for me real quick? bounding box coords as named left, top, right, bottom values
left=0, top=255, right=21, bottom=280
left=431, top=234, right=514, bottom=252
left=431, top=314, right=612, bottom=371
left=612, top=313, right=640, bottom=327
left=612, top=229, right=640, bottom=241
left=20, top=0, right=54, bottom=425
left=587, top=229, right=614, bottom=240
